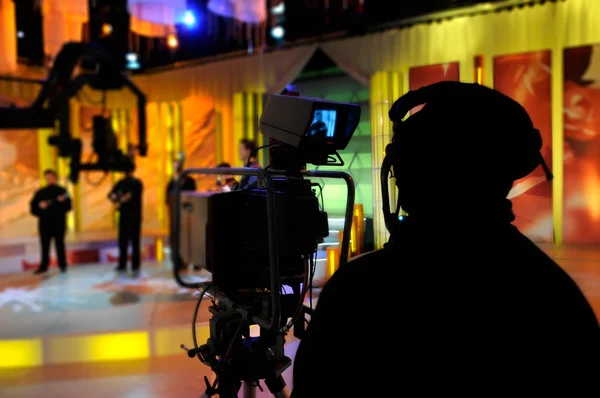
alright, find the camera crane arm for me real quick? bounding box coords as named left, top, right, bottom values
left=0, top=42, right=147, bottom=182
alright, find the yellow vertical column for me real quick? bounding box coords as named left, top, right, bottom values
left=69, top=100, right=82, bottom=232
left=370, top=71, right=402, bottom=249
left=551, top=14, right=565, bottom=245
left=233, top=93, right=245, bottom=166
left=233, top=92, right=264, bottom=165
left=157, top=102, right=170, bottom=231
left=164, top=103, right=175, bottom=182
left=0, top=0, right=17, bottom=74
left=37, top=128, right=57, bottom=183
left=172, top=101, right=183, bottom=163
left=111, top=110, right=126, bottom=228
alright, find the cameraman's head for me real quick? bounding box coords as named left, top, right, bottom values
left=388, top=82, right=542, bottom=222
left=239, top=139, right=258, bottom=165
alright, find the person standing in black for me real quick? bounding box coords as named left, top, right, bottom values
left=109, top=162, right=143, bottom=276
left=165, top=159, right=196, bottom=203
left=238, top=138, right=261, bottom=189
left=165, top=159, right=196, bottom=269
left=30, top=169, right=72, bottom=274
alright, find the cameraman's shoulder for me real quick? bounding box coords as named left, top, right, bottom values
left=332, top=248, right=393, bottom=281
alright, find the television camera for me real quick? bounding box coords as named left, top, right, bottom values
left=172, top=95, right=361, bottom=397
left=0, top=42, right=147, bottom=183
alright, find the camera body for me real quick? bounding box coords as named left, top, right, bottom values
left=206, top=177, right=328, bottom=320
left=178, top=95, right=359, bottom=324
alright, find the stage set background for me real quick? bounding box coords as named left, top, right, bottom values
left=2, top=0, right=600, bottom=249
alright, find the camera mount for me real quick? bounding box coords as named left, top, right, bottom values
left=171, top=166, right=355, bottom=397
left=0, top=42, right=147, bottom=183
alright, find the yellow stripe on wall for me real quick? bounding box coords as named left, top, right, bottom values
left=233, top=92, right=264, bottom=165
left=233, top=93, right=245, bottom=166
left=37, top=128, right=57, bottom=184
left=370, top=71, right=402, bottom=249
left=69, top=100, right=82, bottom=232
left=552, top=20, right=565, bottom=245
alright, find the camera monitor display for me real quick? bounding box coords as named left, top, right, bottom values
left=307, top=109, right=337, bottom=139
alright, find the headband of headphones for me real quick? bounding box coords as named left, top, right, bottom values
left=386, top=81, right=553, bottom=182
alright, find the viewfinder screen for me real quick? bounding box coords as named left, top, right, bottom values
left=307, top=109, right=337, bottom=138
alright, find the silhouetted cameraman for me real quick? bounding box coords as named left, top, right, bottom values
left=292, top=82, right=600, bottom=396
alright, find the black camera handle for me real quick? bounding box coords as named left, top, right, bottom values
left=172, top=167, right=355, bottom=332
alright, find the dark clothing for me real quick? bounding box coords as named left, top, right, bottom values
left=292, top=221, right=600, bottom=396
left=118, top=213, right=141, bottom=271
left=109, top=176, right=143, bottom=270
left=165, top=176, right=196, bottom=268
left=165, top=176, right=196, bottom=205
left=30, top=184, right=72, bottom=271
left=110, top=176, right=143, bottom=219
left=239, top=161, right=261, bottom=190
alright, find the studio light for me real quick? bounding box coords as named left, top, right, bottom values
left=101, top=23, right=113, bottom=37
left=183, top=10, right=196, bottom=27
left=17, top=31, right=24, bottom=39
left=126, top=53, right=141, bottom=70
left=271, top=3, right=285, bottom=15
left=167, top=33, right=179, bottom=49
left=270, top=25, right=285, bottom=40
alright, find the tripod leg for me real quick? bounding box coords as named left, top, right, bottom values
left=242, top=381, right=257, bottom=398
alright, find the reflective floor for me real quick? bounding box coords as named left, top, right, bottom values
left=0, top=243, right=599, bottom=397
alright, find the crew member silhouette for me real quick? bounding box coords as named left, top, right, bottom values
left=238, top=138, right=261, bottom=189
left=109, top=161, right=143, bottom=276
left=30, top=169, right=72, bottom=274
left=308, top=111, right=328, bottom=137
left=292, top=82, right=600, bottom=397
left=166, top=159, right=196, bottom=269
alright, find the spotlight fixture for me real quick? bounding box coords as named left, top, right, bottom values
left=167, top=33, right=179, bottom=49
left=101, top=23, right=113, bottom=37
left=183, top=10, right=196, bottom=27
left=270, top=26, right=285, bottom=40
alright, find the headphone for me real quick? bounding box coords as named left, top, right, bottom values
left=380, top=81, right=553, bottom=237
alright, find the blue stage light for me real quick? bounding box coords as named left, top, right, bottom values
left=398, top=215, right=405, bottom=221
left=271, top=26, right=285, bottom=40
left=183, top=11, right=196, bottom=27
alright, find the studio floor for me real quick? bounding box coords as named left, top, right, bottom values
left=0, top=243, right=599, bottom=397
